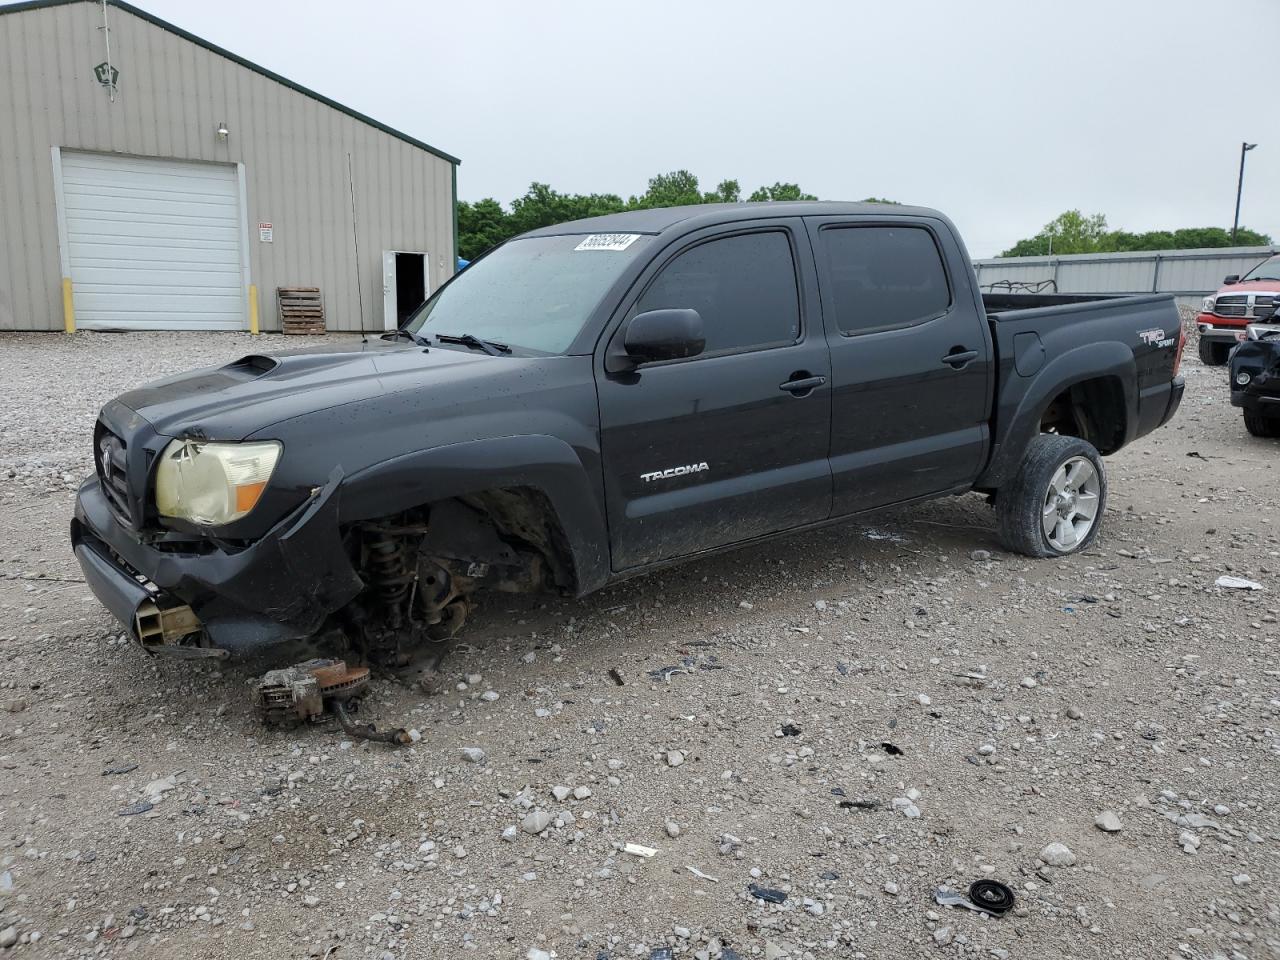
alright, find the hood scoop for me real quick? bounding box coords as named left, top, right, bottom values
left=223, top=354, right=280, bottom=379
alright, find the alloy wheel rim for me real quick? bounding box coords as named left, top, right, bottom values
left=1041, top=456, right=1100, bottom=552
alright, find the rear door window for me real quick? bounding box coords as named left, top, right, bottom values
left=819, top=226, right=951, bottom=335
left=635, top=231, right=800, bottom=355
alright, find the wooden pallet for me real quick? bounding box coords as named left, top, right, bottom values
left=278, top=286, right=325, bottom=334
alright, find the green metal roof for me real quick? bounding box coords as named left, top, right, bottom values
left=0, top=0, right=460, bottom=165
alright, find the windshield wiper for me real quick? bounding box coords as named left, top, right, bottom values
left=435, top=333, right=511, bottom=356
left=380, top=329, right=430, bottom=347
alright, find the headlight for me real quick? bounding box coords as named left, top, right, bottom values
left=155, top=439, right=281, bottom=525
left=1203, top=296, right=1216, bottom=313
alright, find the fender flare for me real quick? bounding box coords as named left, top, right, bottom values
left=977, top=341, right=1137, bottom=489
left=338, top=435, right=610, bottom=595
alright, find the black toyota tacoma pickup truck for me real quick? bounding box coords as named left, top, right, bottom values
left=71, top=202, right=1185, bottom=658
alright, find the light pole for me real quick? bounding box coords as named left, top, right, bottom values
left=1232, top=141, right=1257, bottom=244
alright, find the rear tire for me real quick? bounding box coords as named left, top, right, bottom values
left=1243, top=409, right=1280, bottom=438
left=1198, top=338, right=1229, bottom=365
left=996, top=435, right=1108, bottom=558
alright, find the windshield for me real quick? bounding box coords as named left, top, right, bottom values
left=1242, top=255, right=1280, bottom=283
left=405, top=234, right=652, bottom=353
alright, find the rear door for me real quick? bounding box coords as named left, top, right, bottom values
left=596, top=221, right=831, bottom=570
left=806, top=217, right=992, bottom=515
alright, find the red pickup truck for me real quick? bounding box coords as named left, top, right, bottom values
left=1196, top=253, right=1280, bottom=364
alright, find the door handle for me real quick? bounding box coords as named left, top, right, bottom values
left=941, top=349, right=979, bottom=368
left=779, top=374, right=826, bottom=395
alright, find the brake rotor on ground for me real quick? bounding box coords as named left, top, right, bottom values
left=253, top=658, right=406, bottom=744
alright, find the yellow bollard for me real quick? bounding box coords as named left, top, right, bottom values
left=249, top=283, right=260, bottom=335
left=62, top=277, right=76, bottom=333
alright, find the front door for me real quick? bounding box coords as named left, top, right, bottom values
left=806, top=217, right=992, bottom=516
left=382, top=251, right=430, bottom=330
left=597, top=223, right=832, bottom=570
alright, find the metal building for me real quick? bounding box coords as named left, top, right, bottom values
left=0, top=0, right=459, bottom=333
left=972, top=246, right=1279, bottom=309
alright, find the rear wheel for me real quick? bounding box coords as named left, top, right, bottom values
left=996, top=435, right=1107, bottom=558
left=1243, top=409, right=1280, bottom=438
left=1198, top=338, right=1229, bottom=365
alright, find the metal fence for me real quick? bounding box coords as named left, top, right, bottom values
left=972, top=245, right=1279, bottom=308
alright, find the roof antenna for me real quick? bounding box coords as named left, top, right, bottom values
left=347, top=152, right=368, bottom=343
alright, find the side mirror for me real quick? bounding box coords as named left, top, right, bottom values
left=622, top=309, right=705, bottom=364
left=1224, top=274, right=1240, bottom=284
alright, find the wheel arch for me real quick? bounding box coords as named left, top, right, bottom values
left=338, top=435, right=611, bottom=596
left=978, top=341, right=1137, bottom=489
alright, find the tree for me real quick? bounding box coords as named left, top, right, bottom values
left=457, top=198, right=514, bottom=261
left=454, top=171, right=833, bottom=261
left=860, top=196, right=900, bottom=205
left=1001, top=211, right=1273, bottom=257
left=631, top=170, right=704, bottom=208
left=748, top=182, right=818, bottom=202
left=703, top=178, right=741, bottom=204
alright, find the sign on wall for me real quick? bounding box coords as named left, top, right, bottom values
left=258, top=222, right=273, bottom=243
left=93, top=62, right=119, bottom=87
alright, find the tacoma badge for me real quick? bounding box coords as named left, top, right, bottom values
left=641, top=462, right=710, bottom=483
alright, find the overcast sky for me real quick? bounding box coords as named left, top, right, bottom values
left=141, top=0, right=1279, bottom=257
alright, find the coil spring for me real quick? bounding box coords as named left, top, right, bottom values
left=366, top=532, right=412, bottom=606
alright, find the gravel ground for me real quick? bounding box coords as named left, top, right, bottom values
left=0, top=326, right=1277, bottom=960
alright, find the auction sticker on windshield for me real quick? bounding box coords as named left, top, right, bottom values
left=574, top=234, right=641, bottom=252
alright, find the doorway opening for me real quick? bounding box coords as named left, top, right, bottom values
left=395, top=252, right=426, bottom=324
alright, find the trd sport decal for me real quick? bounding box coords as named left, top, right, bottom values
left=1138, top=328, right=1175, bottom=348
left=641, top=462, right=710, bottom=483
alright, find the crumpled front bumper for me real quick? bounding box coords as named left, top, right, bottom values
left=70, top=469, right=363, bottom=651
left=1229, top=339, right=1280, bottom=412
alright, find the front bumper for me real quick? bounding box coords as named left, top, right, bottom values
left=71, top=468, right=363, bottom=651
left=1196, top=318, right=1248, bottom=344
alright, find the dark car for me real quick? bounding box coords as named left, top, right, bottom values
left=71, top=202, right=1185, bottom=659
left=1229, top=319, right=1280, bottom=437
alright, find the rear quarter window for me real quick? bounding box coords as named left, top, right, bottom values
left=820, top=226, right=951, bottom=335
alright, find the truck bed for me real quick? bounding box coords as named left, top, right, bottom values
left=982, top=291, right=1132, bottom=314
left=974, top=291, right=1183, bottom=489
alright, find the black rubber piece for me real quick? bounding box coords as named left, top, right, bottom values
left=968, top=879, right=1016, bottom=915
left=995, top=434, right=1108, bottom=558
left=1243, top=409, right=1280, bottom=438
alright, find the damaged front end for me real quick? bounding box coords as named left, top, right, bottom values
left=73, top=428, right=572, bottom=664
left=1230, top=323, right=1280, bottom=433
left=339, top=494, right=569, bottom=665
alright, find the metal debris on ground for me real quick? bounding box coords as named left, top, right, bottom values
left=101, top=763, right=138, bottom=776
left=747, top=883, right=788, bottom=904
left=117, top=800, right=153, bottom=816
left=646, top=654, right=724, bottom=682
left=1215, top=576, right=1264, bottom=591
left=881, top=741, right=904, bottom=756
left=839, top=798, right=879, bottom=810
left=253, top=658, right=410, bottom=745
left=623, top=842, right=658, bottom=858
left=685, top=865, right=720, bottom=882
left=608, top=667, right=625, bottom=686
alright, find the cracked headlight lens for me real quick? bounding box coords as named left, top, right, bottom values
left=155, top=439, right=281, bottom=525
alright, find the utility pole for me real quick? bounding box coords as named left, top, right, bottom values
left=1232, top=142, right=1257, bottom=244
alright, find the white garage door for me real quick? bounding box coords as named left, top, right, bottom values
left=59, top=152, right=246, bottom=330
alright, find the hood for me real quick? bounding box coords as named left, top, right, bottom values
left=116, top=339, right=495, bottom=440
left=1217, top=278, right=1280, bottom=296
